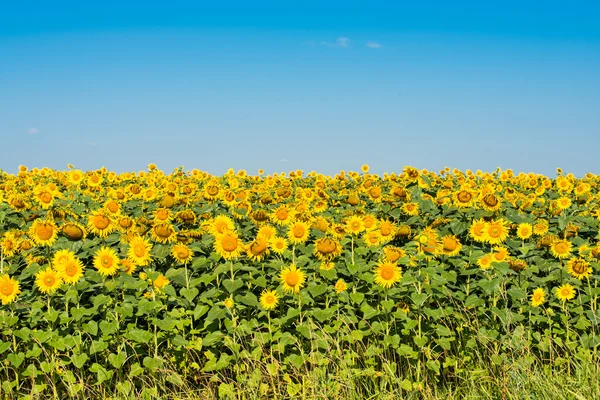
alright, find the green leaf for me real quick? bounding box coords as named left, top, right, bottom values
left=124, top=329, right=154, bottom=344
left=180, top=288, right=199, bottom=302
left=222, top=279, right=244, bottom=293
left=108, top=352, right=128, bottom=369
left=71, top=353, right=88, bottom=369
left=7, top=352, right=25, bottom=368
left=350, top=292, right=365, bottom=304
left=143, top=357, right=163, bottom=371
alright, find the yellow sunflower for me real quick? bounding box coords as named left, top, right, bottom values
left=555, top=284, right=576, bottom=302
left=516, top=223, right=533, bottom=240
left=127, top=235, right=153, bottom=266
left=269, top=236, right=288, bottom=255
left=171, top=243, right=194, bottom=264
left=0, top=275, right=21, bottom=305
left=214, top=231, right=243, bottom=260
left=477, top=254, right=493, bottom=270
left=345, top=215, right=365, bottom=236
left=373, top=260, right=402, bottom=289
left=209, top=215, right=235, bottom=235
left=566, top=257, right=592, bottom=279
left=93, top=246, right=120, bottom=276
left=29, top=219, right=59, bottom=247
left=550, top=239, right=572, bottom=259
left=402, top=202, right=419, bottom=216
left=313, top=237, right=342, bottom=261
left=530, top=288, right=546, bottom=307
left=483, top=218, right=509, bottom=245
left=280, top=264, right=306, bottom=294
left=87, top=209, right=115, bottom=238
left=151, top=223, right=177, bottom=244
left=287, top=221, right=311, bottom=245
left=245, top=237, right=270, bottom=261
left=55, top=257, right=85, bottom=284
left=383, top=246, right=405, bottom=263
left=469, top=218, right=487, bottom=243
left=334, top=279, right=348, bottom=293
left=35, top=267, right=62, bottom=294
left=438, top=235, right=462, bottom=257
left=259, top=289, right=280, bottom=310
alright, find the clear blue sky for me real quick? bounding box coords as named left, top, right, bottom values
left=1, top=1, right=599, bottom=176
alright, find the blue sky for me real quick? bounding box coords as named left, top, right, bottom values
left=1, top=1, right=599, bottom=176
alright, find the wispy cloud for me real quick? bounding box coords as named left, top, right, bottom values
left=27, top=127, right=39, bottom=134
left=86, top=141, right=98, bottom=147
left=321, top=37, right=351, bottom=48
left=366, top=41, right=382, bottom=49
left=279, top=158, right=290, bottom=163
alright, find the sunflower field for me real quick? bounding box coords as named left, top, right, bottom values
left=1, top=164, right=599, bottom=398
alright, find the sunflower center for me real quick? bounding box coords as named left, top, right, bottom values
left=488, top=226, right=501, bottom=238
left=380, top=224, right=392, bottom=236
left=457, top=191, right=472, bottom=203
left=177, top=249, right=189, bottom=259
left=265, top=295, right=275, bottom=304
left=380, top=266, right=395, bottom=280
left=44, top=276, right=55, bottom=286
left=94, top=216, right=110, bottom=229
left=555, top=243, right=568, bottom=254
left=483, top=194, right=499, bottom=207
left=0, top=284, right=13, bottom=295
left=107, top=202, right=119, bottom=213
left=222, top=236, right=238, bottom=252
left=65, top=264, right=77, bottom=276
left=293, top=226, right=305, bottom=238
left=101, top=256, right=113, bottom=268
left=250, top=241, right=267, bottom=255
left=155, top=225, right=172, bottom=238
left=207, top=186, right=219, bottom=196
left=573, top=261, right=587, bottom=274
left=285, top=272, right=300, bottom=287
left=40, top=192, right=52, bottom=203
left=443, top=238, right=458, bottom=252
left=134, top=245, right=146, bottom=257
left=36, top=224, right=54, bottom=240
left=156, top=210, right=169, bottom=220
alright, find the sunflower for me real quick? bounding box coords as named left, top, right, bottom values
left=151, top=223, right=177, bottom=244
left=287, top=221, right=311, bottom=245
left=516, top=223, right=533, bottom=240
left=121, top=258, right=137, bottom=275
left=271, top=206, right=293, bottom=226
left=127, top=235, right=153, bottom=266
left=373, top=260, right=402, bottom=289
left=62, top=222, right=87, bottom=241
left=566, top=257, right=592, bottom=279
left=378, top=220, right=396, bottom=239
left=224, top=297, right=235, bottom=309
left=153, top=274, right=170, bottom=291
left=453, top=189, right=475, bottom=208
left=93, top=246, right=121, bottom=276
left=29, top=219, right=59, bottom=247
left=1, top=232, right=19, bottom=258
left=269, top=236, right=288, bottom=255
left=483, top=218, right=509, bottom=245
left=416, top=227, right=439, bottom=257
left=363, top=230, right=382, bottom=247
left=469, top=218, right=487, bottom=243
left=402, top=202, right=420, bottom=216
left=0, top=275, right=21, bottom=305
left=260, top=289, right=279, bottom=310
left=35, top=267, right=62, bottom=294
left=171, top=243, right=194, bottom=264
left=533, top=220, right=549, bottom=236
left=153, top=208, right=172, bottom=224
left=313, top=237, right=342, bottom=261
left=345, top=215, right=365, bottom=236
left=438, top=235, right=462, bottom=257
left=214, top=231, right=243, bottom=260
left=280, top=264, right=306, bottom=294
left=530, top=288, right=546, bottom=307
left=334, top=279, right=348, bottom=293
left=87, top=209, right=115, bottom=239
left=246, top=237, right=270, bottom=261
left=209, top=215, right=235, bottom=235
left=51, top=249, right=76, bottom=269
left=257, top=225, right=277, bottom=241
left=480, top=193, right=501, bottom=212
left=550, top=239, right=572, bottom=259
left=477, top=254, right=493, bottom=270
left=55, top=257, right=85, bottom=284
left=383, top=246, right=405, bottom=263
left=555, top=197, right=572, bottom=211
left=104, top=200, right=122, bottom=217
left=555, top=284, right=576, bottom=302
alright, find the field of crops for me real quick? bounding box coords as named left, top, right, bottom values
left=1, top=164, right=599, bottom=398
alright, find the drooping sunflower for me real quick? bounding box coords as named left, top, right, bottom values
left=566, top=257, right=592, bottom=279
left=29, top=219, right=59, bottom=247
left=62, top=222, right=87, bottom=241
left=245, top=237, right=270, bottom=261
left=259, top=289, right=280, bottom=310
left=55, top=257, right=85, bottom=284
left=0, top=274, right=21, bottom=305
left=483, top=218, right=509, bottom=245
left=373, top=260, right=402, bottom=289
left=438, top=235, right=462, bottom=257
left=214, top=231, right=243, bottom=260
left=151, top=222, right=177, bottom=244
left=383, top=246, right=406, bottom=263
left=127, top=235, right=153, bottom=266
left=453, top=189, right=476, bottom=208
left=121, top=258, right=137, bottom=275
left=87, top=209, right=116, bottom=239
left=530, top=288, right=546, bottom=307
left=35, top=267, right=62, bottom=294
left=480, top=193, right=502, bottom=212
left=550, top=239, right=572, bottom=259
left=287, top=221, right=311, bottom=245
left=516, top=223, right=533, bottom=240
left=313, top=237, right=343, bottom=261
left=555, top=284, right=576, bottom=302
left=280, top=264, right=306, bottom=294
left=93, top=246, right=121, bottom=276
left=171, top=243, right=194, bottom=264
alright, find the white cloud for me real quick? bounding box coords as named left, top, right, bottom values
left=366, top=41, right=382, bottom=49
left=321, top=37, right=351, bottom=48
left=279, top=158, right=290, bottom=163
left=87, top=141, right=98, bottom=146
left=27, top=128, right=39, bottom=134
